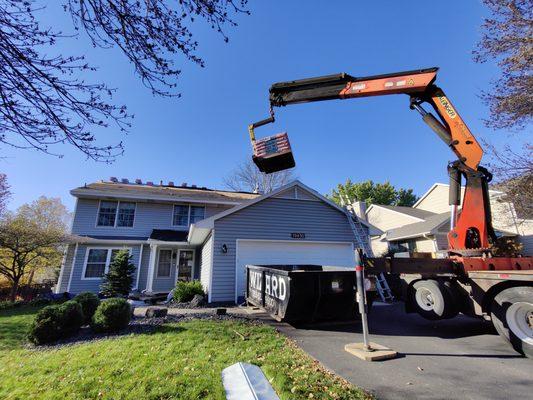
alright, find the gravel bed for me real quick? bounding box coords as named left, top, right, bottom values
left=27, top=313, right=262, bottom=350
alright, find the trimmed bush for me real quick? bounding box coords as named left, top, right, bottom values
left=91, top=298, right=131, bottom=333
left=58, top=301, right=84, bottom=336
left=173, top=281, right=205, bottom=303
left=74, top=292, right=100, bottom=324
left=28, top=305, right=63, bottom=344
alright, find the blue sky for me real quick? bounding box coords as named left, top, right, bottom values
left=2, top=1, right=525, bottom=211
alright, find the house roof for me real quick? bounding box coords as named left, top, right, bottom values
left=70, top=181, right=259, bottom=205
left=371, top=204, right=436, bottom=220
left=387, top=212, right=450, bottom=241
left=188, top=180, right=368, bottom=244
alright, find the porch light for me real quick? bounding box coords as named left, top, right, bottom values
left=221, top=244, right=228, bottom=254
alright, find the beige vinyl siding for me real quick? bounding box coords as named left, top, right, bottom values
left=371, top=236, right=389, bottom=256
left=415, top=185, right=462, bottom=214
left=414, top=238, right=436, bottom=252
left=366, top=206, right=422, bottom=232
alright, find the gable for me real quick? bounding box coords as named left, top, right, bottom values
left=273, top=186, right=321, bottom=201
left=414, top=184, right=464, bottom=214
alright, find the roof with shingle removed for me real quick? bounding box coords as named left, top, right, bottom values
left=71, top=181, right=259, bottom=204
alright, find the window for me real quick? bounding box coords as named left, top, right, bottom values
left=85, top=249, right=108, bottom=278
left=117, top=202, right=136, bottom=227
left=190, top=206, right=205, bottom=224
left=97, top=201, right=136, bottom=227
left=157, top=249, right=173, bottom=277
left=83, top=248, right=131, bottom=279
left=97, top=201, right=117, bottom=226
left=173, top=205, right=189, bottom=226
left=172, top=205, right=205, bottom=226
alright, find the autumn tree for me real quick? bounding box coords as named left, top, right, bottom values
left=223, top=159, right=296, bottom=193
left=475, top=0, right=532, bottom=218
left=0, top=0, right=249, bottom=161
left=329, top=180, right=418, bottom=207
left=0, top=197, right=70, bottom=300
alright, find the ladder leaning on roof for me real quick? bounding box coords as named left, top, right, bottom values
left=340, top=194, right=394, bottom=303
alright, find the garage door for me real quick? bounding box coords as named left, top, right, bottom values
left=235, top=240, right=355, bottom=302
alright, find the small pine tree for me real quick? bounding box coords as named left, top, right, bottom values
left=100, top=250, right=136, bottom=297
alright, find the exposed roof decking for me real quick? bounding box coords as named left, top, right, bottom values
left=71, top=181, right=259, bottom=204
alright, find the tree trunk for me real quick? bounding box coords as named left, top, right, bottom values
left=10, top=278, right=20, bottom=302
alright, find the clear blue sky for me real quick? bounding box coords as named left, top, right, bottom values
left=2, top=1, right=524, bottom=211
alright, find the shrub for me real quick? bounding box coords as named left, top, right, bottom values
left=173, top=281, right=205, bottom=303
left=100, top=250, right=136, bottom=297
left=91, top=298, right=131, bottom=333
left=58, top=301, right=84, bottom=336
left=0, top=300, right=24, bottom=310
left=28, top=305, right=63, bottom=344
left=74, top=292, right=100, bottom=324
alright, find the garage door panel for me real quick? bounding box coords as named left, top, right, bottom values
left=235, top=240, right=354, bottom=302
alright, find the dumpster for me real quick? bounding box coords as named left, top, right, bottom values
left=246, top=265, right=358, bottom=323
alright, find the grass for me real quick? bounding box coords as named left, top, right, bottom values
left=0, top=306, right=372, bottom=400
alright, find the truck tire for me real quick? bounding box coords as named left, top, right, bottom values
left=410, top=279, right=458, bottom=320
left=490, top=286, right=533, bottom=358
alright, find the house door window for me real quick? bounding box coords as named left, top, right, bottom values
left=177, top=250, right=194, bottom=282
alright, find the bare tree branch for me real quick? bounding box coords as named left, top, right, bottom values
left=223, top=159, right=296, bottom=193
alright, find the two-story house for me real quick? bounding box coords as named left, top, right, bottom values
left=56, top=179, right=368, bottom=303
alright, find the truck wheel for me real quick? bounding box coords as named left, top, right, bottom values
left=410, top=279, right=457, bottom=320
left=490, top=286, right=533, bottom=358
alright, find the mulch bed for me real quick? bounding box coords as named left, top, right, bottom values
left=26, top=313, right=263, bottom=350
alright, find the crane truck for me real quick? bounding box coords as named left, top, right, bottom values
left=247, top=67, right=533, bottom=358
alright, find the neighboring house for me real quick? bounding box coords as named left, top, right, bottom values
left=364, top=183, right=532, bottom=256
left=56, top=179, right=368, bottom=303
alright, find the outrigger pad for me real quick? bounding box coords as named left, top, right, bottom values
left=252, top=132, right=296, bottom=174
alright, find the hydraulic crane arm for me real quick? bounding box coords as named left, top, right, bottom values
left=268, top=67, right=483, bottom=171
left=250, top=67, right=496, bottom=253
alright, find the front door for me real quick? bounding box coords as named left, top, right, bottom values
left=176, top=250, right=195, bottom=282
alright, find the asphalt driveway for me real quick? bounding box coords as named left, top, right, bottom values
left=276, top=302, right=532, bottom=400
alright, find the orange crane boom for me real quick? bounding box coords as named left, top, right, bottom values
left=250, top=67, right=495, bottom=253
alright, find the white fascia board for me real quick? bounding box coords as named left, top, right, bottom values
left=73, top=237, right=148, bottom=245
left=70, top=189, right=243, bottom=206
left=146, top=239, right=189, bottom=246
left=387, top=231, right=432, bottom=241
left=187, top=224, right=212, bottom=245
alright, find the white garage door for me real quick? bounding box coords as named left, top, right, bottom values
left=235, top=240, right=355, bottom=302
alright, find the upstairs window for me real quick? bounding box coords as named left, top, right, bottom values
left=97, top=201, right=136, bottom=227
left=117, top=202, right=136, bottom=227
left=97, top=201, right=117, bottom=226
left=172, top=205, right=205, bottom=226
left=190, top=206, right=205, bottom=224
left=173, top=205, right=189, bottom=226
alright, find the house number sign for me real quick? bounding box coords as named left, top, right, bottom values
left=290, top=233, right=306, bottom=239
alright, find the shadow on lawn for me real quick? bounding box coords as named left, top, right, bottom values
left=0, top=306, right=43, bottom=351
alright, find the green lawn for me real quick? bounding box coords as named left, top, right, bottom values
left=0, top=306, right=372, bottom=400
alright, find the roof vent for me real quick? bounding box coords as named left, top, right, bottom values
left=146, top=181, right=154, bottom=186
left=110, top=177, right=118, bottom=183
left=121, top=178, right=129, bottom=184
left=168, top=181, right=175, bottom=187
left=191, top=184, right=197, bottom=188
left=135, top=178, right=142, bottom=184
left=181, top=182, right=187, bottom=187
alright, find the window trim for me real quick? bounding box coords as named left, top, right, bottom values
left=171, top=204, right=205, bottom=227
left=95, top=200, right=136, bottom=228
left=81, top=247, right=133, bottom=280
left=156, top=248, right=174, bottom=278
